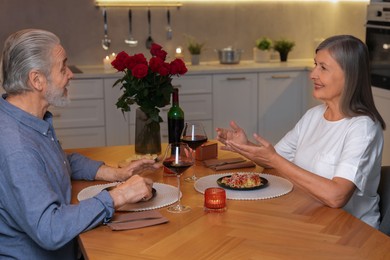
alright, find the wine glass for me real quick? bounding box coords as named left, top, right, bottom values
left=162, top=142, right=194, bottom=213
left=180, top=122, right=208, bottom=182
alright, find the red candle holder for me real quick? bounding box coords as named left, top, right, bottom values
left=204, top=187, right=226, bottom=212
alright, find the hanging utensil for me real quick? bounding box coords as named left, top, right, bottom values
left=145, top=8, right=154, bottom=49
left=101, top=9, right=111, bottom=50
left=166, top=9, right=172, bottom=40
left=125, top=9, right=138, bottom=47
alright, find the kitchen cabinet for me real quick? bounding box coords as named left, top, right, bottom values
left=51, top=79, right=106, bottom=149
left=213, top=73, right=258, bottom=139
left=258, top=71, right=307, bottom=144
left=51, top=63, right=314, bottom=149
left=373, top=87, right=390, bottom=165
left=104, top=77, right=131, bottom=146
left=129, top=74, right=214, bottom=143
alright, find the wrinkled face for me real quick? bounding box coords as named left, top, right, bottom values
left=310, top=49, right=345, bottom=105
left=44, top=44, right=73, bottom=107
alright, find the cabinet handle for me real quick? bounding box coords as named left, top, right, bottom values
left=271, top=75, right=291, bottom=79
left=173, top=84, right=182, bottom=88
left=52, top=113, right=61, bottom=118
left=226, top=77, right=247, bottom=81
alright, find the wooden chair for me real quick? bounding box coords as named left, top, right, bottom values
left=379, top=166, right=390, bottom=236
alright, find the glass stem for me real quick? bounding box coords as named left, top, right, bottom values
left=176, top=175, right=181, bottom=206
left=191, top=149, right=196, bottom=178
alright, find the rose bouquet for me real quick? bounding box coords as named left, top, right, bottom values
left=111, top=43, right=187, bottom=154
left=111, top=43, right=187, bottom=124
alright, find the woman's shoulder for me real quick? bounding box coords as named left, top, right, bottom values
left=348, top=114, right=382, bottom=132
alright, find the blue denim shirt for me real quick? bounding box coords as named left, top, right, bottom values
left=0, top=95, right=115, bottom=259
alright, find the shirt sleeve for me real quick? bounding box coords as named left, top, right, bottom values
left=67, top=152, right=104, bottom=180
left=333, top=118, right=383, bottom=195
left=0, top=149, right=114, bottom=251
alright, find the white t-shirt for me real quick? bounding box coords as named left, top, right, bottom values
left=275, top=104, right=383, bottom=228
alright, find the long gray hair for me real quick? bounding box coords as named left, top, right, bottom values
left=1, top=29, right=60, bottom=94
left=316, top=35, right=386, bottom=130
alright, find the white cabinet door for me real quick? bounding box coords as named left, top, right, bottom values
left=56, top=127, right=106, bottom=149
left=51, top=100, right=105, bottom=128
left=172, top=74, right=212, bottom=94
left=373, top=87, right=390, bottom=165
left=258, top=71, right=305, bottom=144
left=51, top=78, right=106, bottom=149
left=104, top=77, right=131, bottom=146
left=213, top=73, right=258, bottom=139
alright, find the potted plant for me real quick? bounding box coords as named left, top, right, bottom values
left=253, top=37, right=272, bottom=63
left=111, top=43, right=187, bottom=154
left=273, top=38, right=295, bottom=62
left=186, top=36, right=205, bottom=65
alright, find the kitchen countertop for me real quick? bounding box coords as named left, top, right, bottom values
left=72, top=59, right=313, bottom=79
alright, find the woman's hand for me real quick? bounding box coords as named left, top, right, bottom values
left=216, top=121, right=251, bottom=152
left=226, top=133, right=278, bottom=168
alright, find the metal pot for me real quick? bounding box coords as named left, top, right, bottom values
left=216, top=47, right=243, bottom=64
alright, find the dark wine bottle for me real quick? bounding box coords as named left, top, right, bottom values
left=168, top=88, right=184, bottom=144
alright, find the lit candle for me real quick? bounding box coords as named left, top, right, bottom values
left=103, top=55, right=111, bottom=71
left=204, top=187, right=226, bottom=212
left=110, top=52, right=116, bottom=61
left=175, top=46, right=184, bottom=59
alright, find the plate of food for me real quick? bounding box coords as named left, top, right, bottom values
left=216, top=172, right=268, bottom=190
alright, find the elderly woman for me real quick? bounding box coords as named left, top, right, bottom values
left=216, top=35, right=385, bottom=228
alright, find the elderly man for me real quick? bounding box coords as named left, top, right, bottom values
left=0, top=29, right=160, bottom=259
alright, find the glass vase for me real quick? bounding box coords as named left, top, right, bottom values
left=135, top=108, right=161, bottom=155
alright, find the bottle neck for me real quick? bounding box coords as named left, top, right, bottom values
left=172, top=88, right=179, bottom=106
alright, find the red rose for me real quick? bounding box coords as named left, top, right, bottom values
left=125, top=53, right=147, bottom=70
left=170, top=58, right=188, bottom=75
left=150, top=43, right=162, bottom=55
left=149, top=57, right=163, bottom=73
left=111, top=51, right=129, bottom=71
left=124, top=56, right=137, bottom=70
left=150, top=43, right=167, bottom=61
left=158, top=62, right=170, bottom=76
left=132, top=64, right=149, bottom=79
left=133, top=53, right=147, bottom=65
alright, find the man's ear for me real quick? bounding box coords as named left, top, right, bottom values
left=28, top=70, right=45, bottom=91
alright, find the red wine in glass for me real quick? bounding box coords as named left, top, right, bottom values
left=162, top=142, right=194, bottom=213
left=162, top=160, right=193, bottom=175
left=180, top=122, right=208, bottom=182
left=181, top=135, right=208, bottom=150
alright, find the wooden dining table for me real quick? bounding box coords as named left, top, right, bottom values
left=67, top=144, right=390, bottom=260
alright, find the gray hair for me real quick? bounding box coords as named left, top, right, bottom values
left=1, top=29, right=60, bottom=94
left=316, top=35, right=386, bottom=130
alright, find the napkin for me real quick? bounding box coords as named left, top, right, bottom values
left=211, top=161, right=256, bottom=171
left=203, top=157, right=256, bottom=170
left=203, top=157, right=246, bottom=167
left=107, top=210, right=168, bottom=231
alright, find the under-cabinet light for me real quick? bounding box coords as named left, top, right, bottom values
left=95, top=0, right=368, bottom=7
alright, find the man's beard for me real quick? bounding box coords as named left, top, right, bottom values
left=45, top=82, right=70, bottom=107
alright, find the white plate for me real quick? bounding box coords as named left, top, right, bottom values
left=194, top=173, right=293, bottom=200
left=78, top=182, right=179, bottom=212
